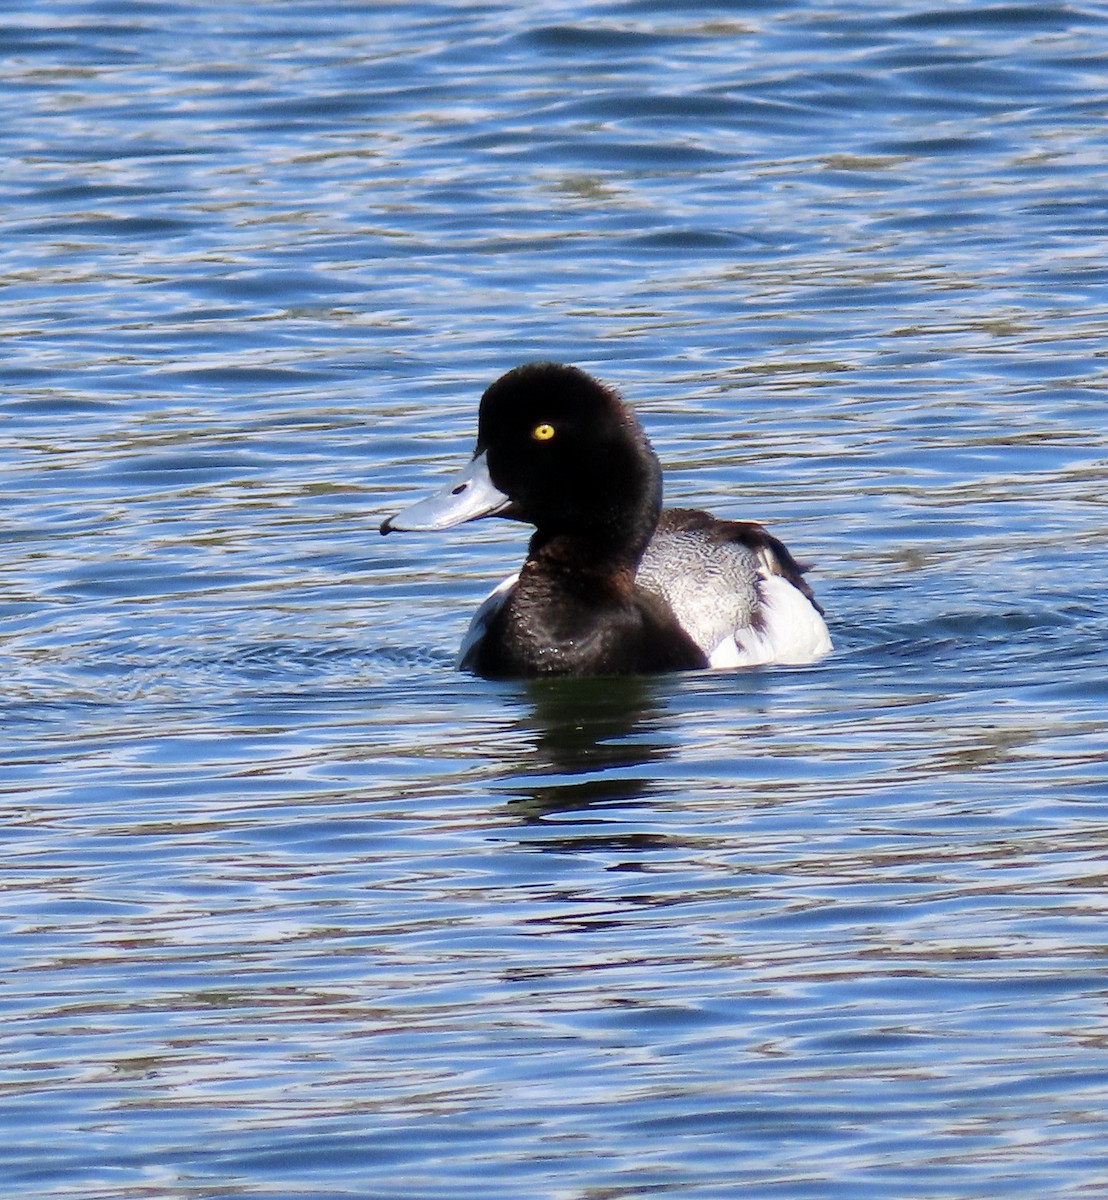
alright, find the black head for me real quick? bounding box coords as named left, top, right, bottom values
left=476, top=363, right=663, bottom=561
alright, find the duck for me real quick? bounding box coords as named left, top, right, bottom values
left=380, top=362, right=831, bottom=678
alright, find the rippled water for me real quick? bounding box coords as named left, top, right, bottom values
left=3, top=2, right=1107, bottom=1197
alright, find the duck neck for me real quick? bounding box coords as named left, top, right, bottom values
left=528, top=492, right=660, bottom=576
left=522, top=429, right=664, bottom=574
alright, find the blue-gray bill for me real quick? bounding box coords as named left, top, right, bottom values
left=380, top=450, right=510, bottom=534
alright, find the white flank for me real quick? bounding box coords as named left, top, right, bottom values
left=458, top=573, right=518, bottom=669
left=716, top=574, right=832, bottom=669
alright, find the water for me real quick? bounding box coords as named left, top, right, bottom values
left=2, top=1, right=1107, bottom=1196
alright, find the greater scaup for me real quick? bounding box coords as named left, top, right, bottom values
left=380, top=363, right=831, bottom=678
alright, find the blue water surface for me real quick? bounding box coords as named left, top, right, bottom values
left=2, top=2, right=1107, bottom=1197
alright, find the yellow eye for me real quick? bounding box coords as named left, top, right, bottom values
left=532, top=422, right=556, bottom=442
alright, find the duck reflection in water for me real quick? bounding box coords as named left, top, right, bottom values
left=498, top=673, right=676, bottom=826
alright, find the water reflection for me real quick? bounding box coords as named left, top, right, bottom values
left=498, top=674, right=676, bottom=821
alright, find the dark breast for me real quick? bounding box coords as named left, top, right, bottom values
left=469, top=563, right=707, bottom=678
